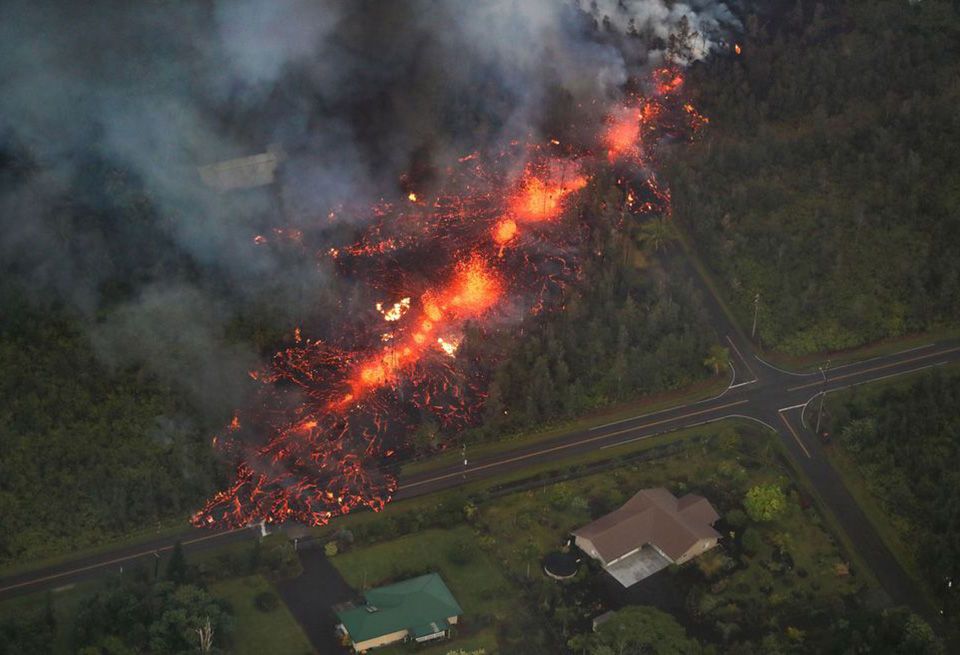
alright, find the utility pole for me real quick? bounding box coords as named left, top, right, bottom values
left=751, top=293, right=761, bottom=340
left=461, top=442, right=468, bottom=480
left=815, top=360, right=831, bottom=435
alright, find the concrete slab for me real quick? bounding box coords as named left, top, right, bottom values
left=604, top=546, right=670, bottom=587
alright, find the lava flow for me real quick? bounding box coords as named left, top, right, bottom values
left=192, top=67, right=707, bottom=529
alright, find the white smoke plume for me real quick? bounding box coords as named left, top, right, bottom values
left=578, top=0, right=741, bottom=63
left=0, top=0, right=741, bottom=415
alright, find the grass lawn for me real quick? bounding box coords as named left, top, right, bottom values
left=210, top=575, right=314, bottom=655
left=330, top=526, right=512, bottom=620
left=325, top=423, right=860, bottom=652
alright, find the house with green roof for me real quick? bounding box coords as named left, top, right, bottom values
left=335, top=572, right=463, bottom=652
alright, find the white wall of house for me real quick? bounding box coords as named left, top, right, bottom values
left=353, top=628, right=409, bottom=653
left=674, top=537, right=718, bottom=565
left=574, top=535, right=605, bottom=565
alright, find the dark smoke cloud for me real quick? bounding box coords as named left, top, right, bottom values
left=0, top=0, right=738, bottom=416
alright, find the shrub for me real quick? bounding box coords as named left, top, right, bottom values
left=741, top=527, right=763, bottom=555
left=696, top=550, right=732, bottom=579
left=335, top=528, right=355, bottom=547
left=254, top=591, right=279, bottom=612
left=569, top=495, right=589, bottom=512
left=726, top=509, right=748, bottom=528
left=549, top=484, right=573, bottom=510
left=744, top=484, right=787, bottom=522
left=324, top=541, right=339, bottom=557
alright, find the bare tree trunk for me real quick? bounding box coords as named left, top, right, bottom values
left=196, top=617, right=214, bottom=654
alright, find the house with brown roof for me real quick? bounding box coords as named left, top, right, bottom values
left=572, top=488, right=721, bottom=587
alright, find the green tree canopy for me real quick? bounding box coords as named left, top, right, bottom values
left=569, top=605, right=700, bottom=655
left=75, top=577, right=232, bottom=655
left=744, top=484, right=787, bottom=522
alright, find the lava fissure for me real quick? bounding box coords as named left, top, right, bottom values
left=193, top=68, right=705, bottom=529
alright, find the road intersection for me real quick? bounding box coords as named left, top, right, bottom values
left=2, top=246, right=957, bottom=626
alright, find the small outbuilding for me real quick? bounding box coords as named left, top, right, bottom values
left=335, top=573, right=463, bottom=653
left=573, top=488, right=721, bottom=587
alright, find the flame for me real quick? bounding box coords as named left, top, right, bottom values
left=444, top=255, right=502, bottom=317
left=408, top=192, right=418, bottom=202
left=734, top=43, right=742, bottom=55
left=654, top=68, right=684, bottom=95
left=605, top=107, right=643, bottom=161
left=437, top=337, right=459, bottom=357
left=336, top=254, right=500, bottom=407
left=376, top=297, right=411, bottom=322
left=507, top=162, right=588, bottom=223
left=492, top=218, right=518, bottom=245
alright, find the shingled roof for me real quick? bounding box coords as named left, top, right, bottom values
left=573, top=488, right=720, bottom=564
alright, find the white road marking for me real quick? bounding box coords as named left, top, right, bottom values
left=725, top=335, right=758, bottom=382
left=778, top=410, right=811, bottom=458
left=778, top=403, right=808, bottom=412
left=401, top=400, right=749, bottom=489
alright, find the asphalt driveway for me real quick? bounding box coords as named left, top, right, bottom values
left=276, top=546, right=357, bottom=654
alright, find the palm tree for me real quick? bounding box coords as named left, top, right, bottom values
left=703, top=345, right=730, bottom=376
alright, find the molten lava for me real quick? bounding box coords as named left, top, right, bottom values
left=492, top=218, right=518, bottom=245
left=604, top=107, right=643, bottom=161
left=192, top=66, right=708, bottom=530
left=507, top=162, right=588, bottom=223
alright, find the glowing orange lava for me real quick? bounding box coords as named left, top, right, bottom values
left=507, top=163, right=588, bottom=223
left=445, top=255, right=502, bottom=316
left=605, top=107, right=643, bottom=161
left=492, top=218, right=518, bottom=244
left=193, top=65, right=709, bottom=531
left=336, top=255, right=501, bottom=407
left=654, top=68, right=684, bottom=95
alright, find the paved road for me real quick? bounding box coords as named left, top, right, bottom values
left=2, top=256, right=957, bottom=628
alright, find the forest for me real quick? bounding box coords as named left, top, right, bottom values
left=666, top=0, right=960, bottom=354
left=0, top=148, right=716, bottom=566
left=0, top=287, right=229, bottom=564
left=459, top=183, right=715, bottom=448
left=831, top=369, right=960, bottom=618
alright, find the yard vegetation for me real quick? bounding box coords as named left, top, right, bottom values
left=305, top=424, right=942, bottom=653
left=0, top=535, right=305, bottom=655
left=209, top=575, right=313, bottom=655
left=1, top=423, right=946, bottom=654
